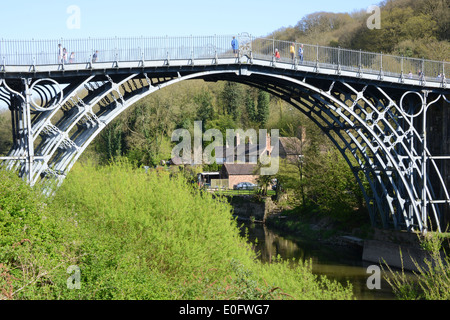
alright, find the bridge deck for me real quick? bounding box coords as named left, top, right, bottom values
left=0, top=35, right=448, bottom=91
left=1, top=56, right=448, bottom=93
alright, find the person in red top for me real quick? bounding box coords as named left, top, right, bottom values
left=274, top=48, right=280, bottom=61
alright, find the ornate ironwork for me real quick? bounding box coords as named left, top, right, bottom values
left=238, top=32, right=252, bottom=58
left=0, top=35, right=448, bottom=233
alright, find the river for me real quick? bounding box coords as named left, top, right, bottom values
left=238, top=221, right=400, bottom=300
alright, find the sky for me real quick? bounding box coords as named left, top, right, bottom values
left=0, top=0, right=381, bottom=39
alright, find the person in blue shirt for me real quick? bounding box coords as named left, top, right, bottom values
left=231, top=36, right=239, bottom=57
left=298, top=44, right=304, bottom=64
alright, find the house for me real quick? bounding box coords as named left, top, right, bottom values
left=215, top=143, right=259, bottom=164
left=276, top=137, right=303, bottom=163
left=215, top=132, right=272, bottom=164
left=219, top=163, right=259, bottom=189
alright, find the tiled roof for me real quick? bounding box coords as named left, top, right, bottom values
left=221, top=163, right=258, bottom=175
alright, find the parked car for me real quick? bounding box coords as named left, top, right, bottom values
left=234, top=182, right=257, bottom=190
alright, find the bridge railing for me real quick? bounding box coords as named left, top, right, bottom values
left=253, top=37, right=448, bottom=84
left=0, top=36, right=237, bottom=66
left=0, top=35, right=448, bottom=84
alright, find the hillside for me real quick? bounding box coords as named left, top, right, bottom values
left=269, top=0, right=449, bottom=61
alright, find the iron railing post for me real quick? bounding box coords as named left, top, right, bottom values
left=114, top=36, right=118, bottom=63
left=165, top=35, right=168, bottom=60
left=192, top=35, right=196, bottom=65
left=337, top=46, right=341, bottom=74
left=380, top=52, right=383, bottom=79
left=315, top=43, right=319, bottom=71
left=422, top=58, right=425, bottom=82
left=422, top=91, right=429, bottom=234
left=401, top=55, right=404, bottom=82
left=358, top=49, right=362, bottom=76
left=443, top=61, right=446, bottom=87
left=141, top=36, right=144, bottom=61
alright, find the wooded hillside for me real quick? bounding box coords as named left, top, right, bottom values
left=270, top=0, right=449, bottom=61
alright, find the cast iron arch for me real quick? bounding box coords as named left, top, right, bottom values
left=1, top=65, right=448, bottom=232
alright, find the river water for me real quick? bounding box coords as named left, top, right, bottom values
left=238, top=221, right=400, bottom=300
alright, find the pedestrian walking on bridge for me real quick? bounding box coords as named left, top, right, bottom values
left=231, top=36, right=239, bottom=57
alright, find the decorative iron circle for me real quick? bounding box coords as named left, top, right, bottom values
left=29, top=78, right=64, bottom=112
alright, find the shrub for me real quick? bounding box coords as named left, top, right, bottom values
left=0, top=162, right=353, bottom=300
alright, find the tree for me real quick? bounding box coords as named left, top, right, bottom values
left=195, top=89, right=214, bottom=126
left=245, top=91, right=257, bottom=123
left=123, top=99, right=175, bottom=166
left=97, top=119, right=126, bottom=163
left=0, top=111, right=13, bottom=156
left=221, top=82, right=242, bottom=121
left=256, top=90, right=270, bottom=127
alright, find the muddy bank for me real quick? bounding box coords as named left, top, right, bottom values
left=226, top=195, right=281, bottom=223
left=228, top=196, right=445, bottom=272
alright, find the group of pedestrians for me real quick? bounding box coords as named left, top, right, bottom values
left=273, top=42, right=304, bottom=63
left=231, top=37, right=304, bottom=63
left=57, top=44, right=75, bottom=64
left=57, top=44, right=99, bottom=64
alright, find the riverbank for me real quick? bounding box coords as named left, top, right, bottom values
left=263, top=205, right=370, bottom=250
left=238, top=221, right=398, bottom=300
left=227, top=195, right=447, bottom=273
left=265, top=211, right=449, bottom=272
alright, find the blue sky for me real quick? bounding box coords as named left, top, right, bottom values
left=1, top=0, right=381, bottom=39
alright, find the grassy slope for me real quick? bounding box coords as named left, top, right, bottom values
left=0, top=162, right=353, bottom=300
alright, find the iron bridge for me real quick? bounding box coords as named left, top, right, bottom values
left=0, top=33, right=449, bottom=233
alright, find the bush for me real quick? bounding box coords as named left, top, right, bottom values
left=0, top=162, right=353, bottom=300
left=384, top=233, right=450, bottom=300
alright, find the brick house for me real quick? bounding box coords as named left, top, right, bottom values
left=219, top=163, right=259, bottom=189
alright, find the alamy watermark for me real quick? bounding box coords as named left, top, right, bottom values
left=171, top=121, right=279, bottom=175
left=67, top=265, right=81, bottom=289
left=66, top=5, right=81, bottom=30
left=366, top=5, right=381, bottom=30
left=366, top=265, right=381, bottom=290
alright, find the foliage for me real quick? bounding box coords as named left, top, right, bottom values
left=272, top=0, right=449, bottom=61
left=0, top=111, right=13, bottom=156
left=383, top=233, right=450, bottom=300
left=256, top=90, right=270, bottom=127
left=221, top=81, right=243, bottom=121
left=0, top=163, right=353, bottom=300
left=195, top=89, right=215, bottom=126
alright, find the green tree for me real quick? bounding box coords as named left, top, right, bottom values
left=221, top=82, right=242, bottom=121
left=124, top=99, right=175, bottom=166
left=245, top=91, right=257, bottom=123
left=256, top=90, right=270, bottom=127
left=97, top=120, right=126, bottom=163
left=205, top=113, right=237, bottom=145
left=195, top=89, right=214, bottom=126
left=0, top=111, right=13, bottom=156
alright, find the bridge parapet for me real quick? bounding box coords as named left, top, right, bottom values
left=0, top=35, right=448, bottom=88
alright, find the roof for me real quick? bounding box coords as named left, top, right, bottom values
left=215, top=143, right=260, bottom=158
left=278, top=137, right=302, bottom=155
left=221, top=163, right=258, bottom=175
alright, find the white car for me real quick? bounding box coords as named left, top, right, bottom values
left=234, top=182, right=257, bottom=190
